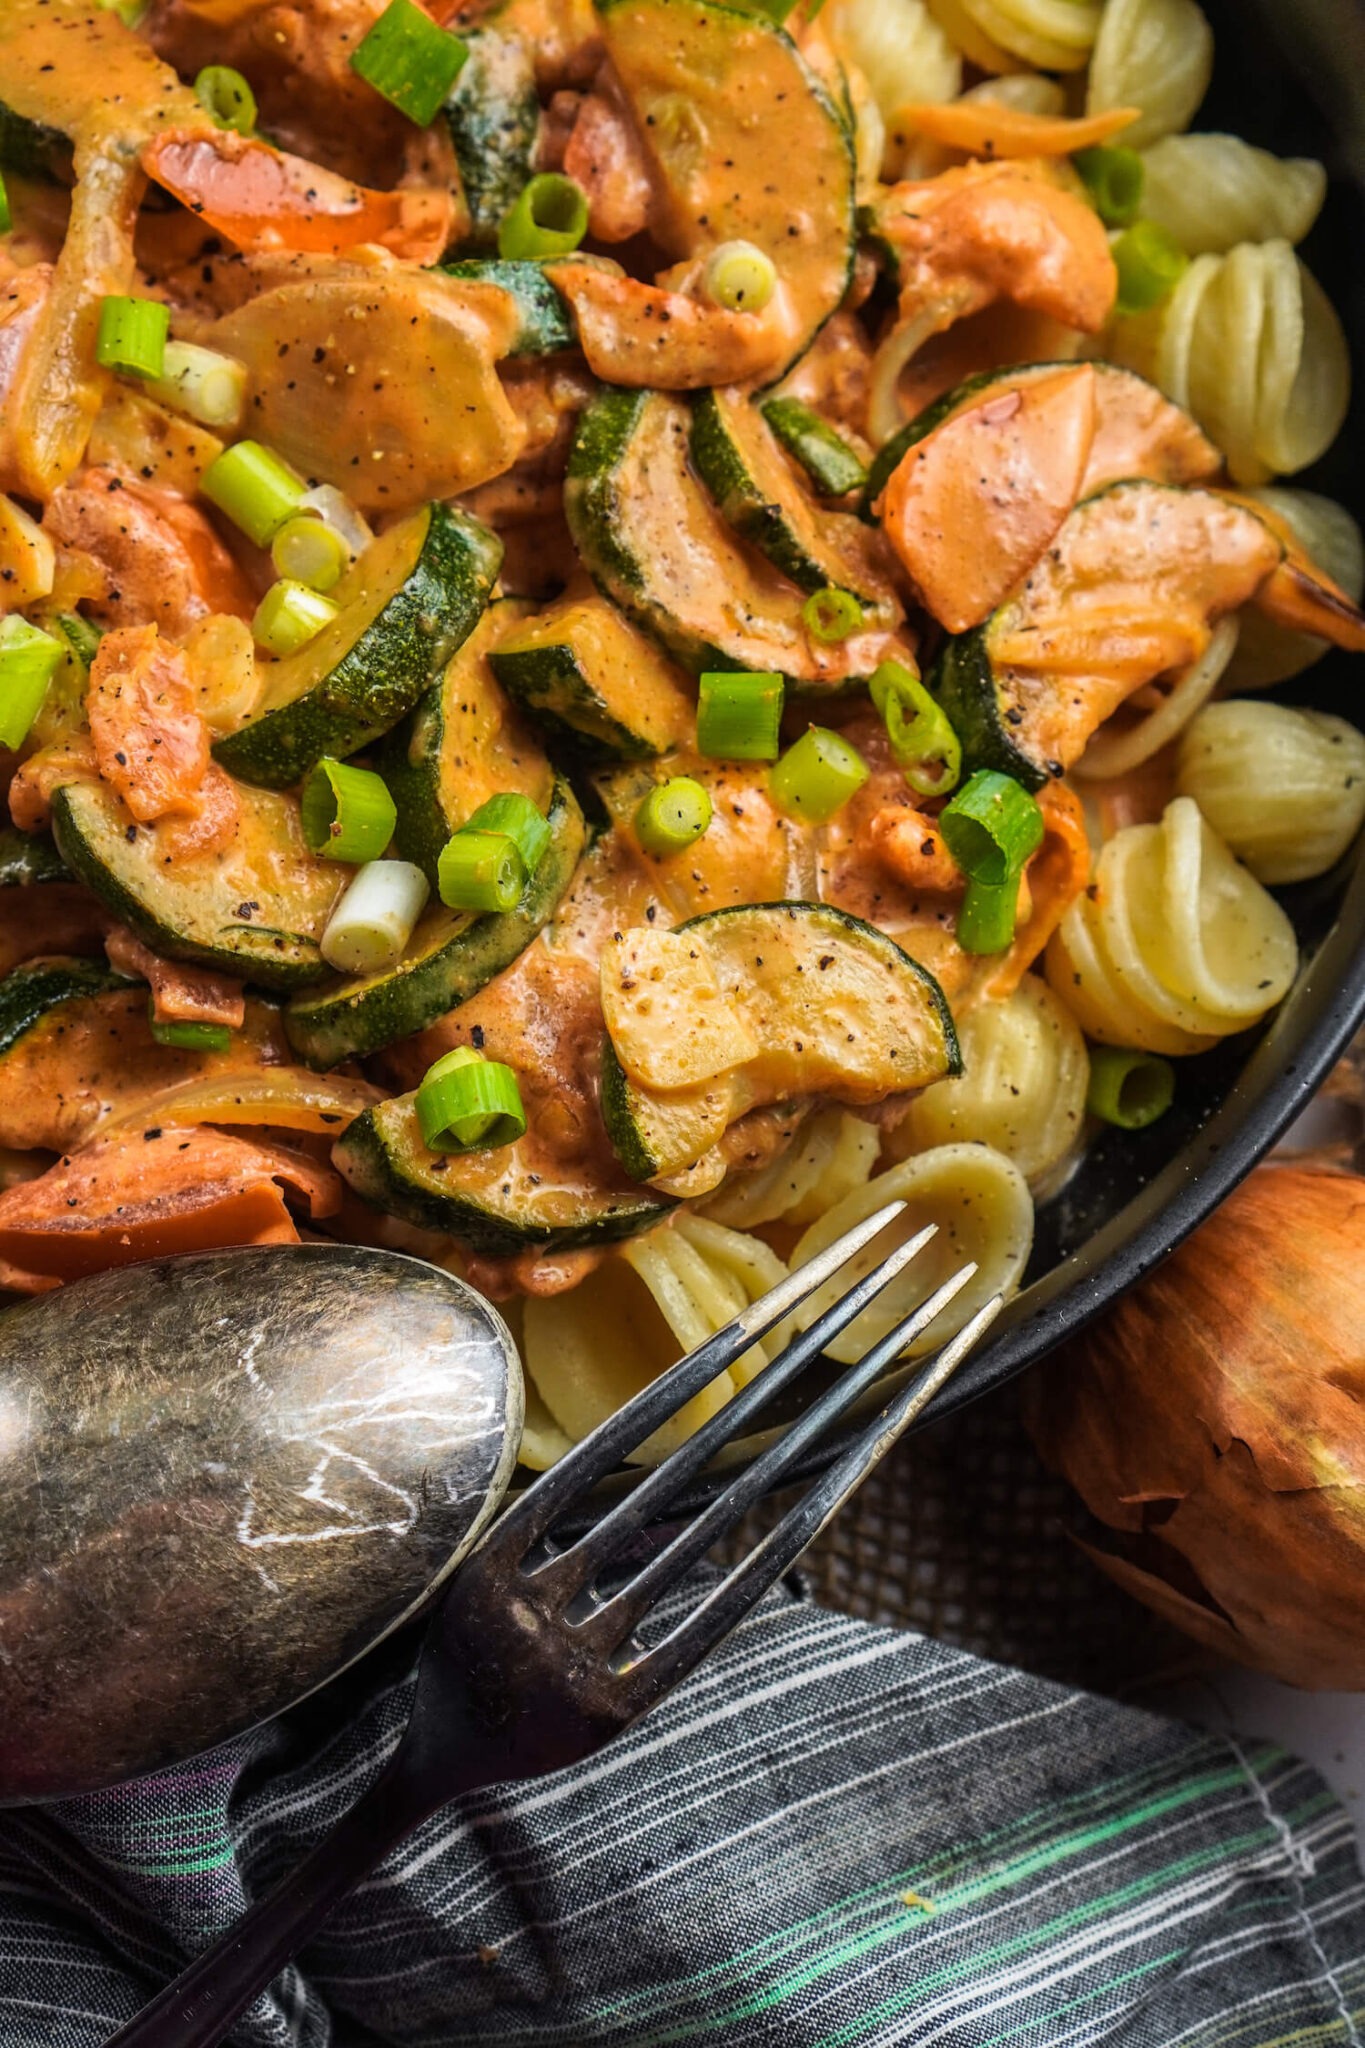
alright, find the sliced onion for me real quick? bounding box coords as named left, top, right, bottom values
left=97, top=1066, right=382, bottom=1140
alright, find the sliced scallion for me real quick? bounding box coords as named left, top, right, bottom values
left=939, top=769, right=1045, bottom=885
left=202, top=440, right=307, bottom=548
left=416, top=1046, right=527, bottom=1155
left=301, top=757, right=397, bottom=863
left=299, top=485, right=372, bottom=560
left=869, top=658, right=961, bottom=798
left=320, top=859, right=430, bottom=976
left=148, top=1008, right=234, bottom=1053
left=351, top=0, right=469, bottom=124
left=270, top=514, right=349, bottom=594
left=801, top=586, right=862, bottom=645
left=634, top=776, right=713, bottom=857
left=95, top=296, right=169, bottom=380
left=55, top=613, right=103, bottom=669
left=1073, top=145, right=1144, bottom=229
left=147, top=341, right=247, bottom=431
left=0, top=617, right=64, bottom=748
left=498, top=173, right=589, bottom=261
left=1113, top=219, right=1188, bottom=315
left=437, top=829, right=525, bottom=914
left=697, top=671, right=785, bottom=762
left=770, top=726, right=869, bottom=823
left=955, top=875, right=1022, bottom=956
left=461, top=791, right=550, bottom=877
left=195, top=64, right=257, bottom=135
left=703, top=239, right=777, bottom=314
left=252, top=579, right=339, bottom=657
left=1086, top=1045, right=1175, bottom=1129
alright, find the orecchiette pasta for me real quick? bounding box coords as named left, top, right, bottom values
left=522, top=1215, right=788, bottom=1465
left=702, top=1107, right=880, bottom=1229
left=1175, top=702, right=1365, bottom=885
left=1085, top=0, right=1213, bottom=147
left=823, top=0, right=962, bottom=129
left=1073, top=615, right=1240, bottom=781
left=1109, top=240, right=1350, bottom=483
left=784, top=1145, right=1033, bottom=1364
left=1046, top=797, right=1298, bottom=1051
left=1138, top=134, right=1326, bottom=256
left=892, top=977, right=1089, bottom=1188
left=935, top=0, right=1102, bottom=72
left=1226, top=488, right=1365, bottom=689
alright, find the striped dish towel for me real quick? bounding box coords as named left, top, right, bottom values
left=0, top=1575, right=1360, bottom=2047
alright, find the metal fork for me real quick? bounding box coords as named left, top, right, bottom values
left=108, top=1200, right=1002, bottom=2048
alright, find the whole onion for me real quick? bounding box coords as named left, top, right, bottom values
left=1023, top=1164, right=1365, bottom=1689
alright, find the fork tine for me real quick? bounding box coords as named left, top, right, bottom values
left=529, top=1224, right=941, bottom=1595
left=614, top=1295, right=1006, bottom=1711
left=490, top=1199, right=909, bottom=1550
left=571, top=1260, right=978, bottom=1646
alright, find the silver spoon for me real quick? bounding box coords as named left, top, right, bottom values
left=0, top=1243, right=521, bottom=1804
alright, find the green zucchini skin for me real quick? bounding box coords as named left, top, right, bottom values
left=927, top=628, right=1052, bottom=794
left=442, top=27, right=540, bottom=252
left=50, top=781, right=340, bottom=993
left=598, top=1035, right=658, bottom=1182
left=438, top=260, right=575, bottom=355
left=0, top=99, right=71, bottom=182
left=0, top=828, right=69, bottom=887
left=213, top=504, right=503, bottom=791
left=334, top=1094, right=673, bottom=1255
left=0, top=958, right=131, bottom=1060
left=761, top=398, right=868, bottom=498
left=489, top=596, right=694, bottom=762
left=284, top=777, right=584, bottom=1068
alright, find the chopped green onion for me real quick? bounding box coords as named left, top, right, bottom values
left=770, top=726, right=869, bottom=822
left=0, top=173, right=10, bottom=237
left=461, top=791, right=550, bottom=877
left=703, top=239, right=777, bottom=314
left=0, top=617, right=64, bottom=748
left=301, top=757, right=397, bottom=863
left=869, top=658, right=961, bottom=798
left=95, top=296, right=169, bottom=379
left=955, top=875, right=1021, bottom=955
left=270, top=514, right=349, bottom=594
left=697, top=671, right=785, bottom=761
left=148, top=1007, right=234, bottom=1053
left=1073, top=145, right=1144, bottom=229
left=416, top=1046, right=527, bottom=1155
left=939, top=769, right=1044, bottom=885
left=320, top=858, right=430, bottom=976
left=252, top=579, right=339, bottom=657
left=195, top=64, right=257, bottom=135
left=801, top=586, right=862, bottom=645
left=351, top=0, right=469, bottom=125
left=498, top=173, right=589, bottom=261
left=1086, top=1045, right=1175, bottom=1129
left=634, top=775, right=713, bottom=857
left=55, top=613, right=103, bottom=669
left=1113, top=219, right=1189, bottom=315
left=761, top=397, right=868, bottom=497
left=299, top=484, right=372, bottom=560
left=147, top=341, right=247, bottom=431
left=437, top=829, right=525, bottom=914
left=202, top=440, right=307, bottom=548
left=97, top=0, right=146, bottom=23
left=743, top=0, right=800, bottom=23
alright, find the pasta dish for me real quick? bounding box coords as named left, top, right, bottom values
left=0, top=0, right=1360, bottom=1469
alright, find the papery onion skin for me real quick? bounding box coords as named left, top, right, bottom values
left=1023, top=1164, right=1365, bottom=1690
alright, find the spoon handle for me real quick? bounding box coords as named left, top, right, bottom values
left=104, top=1748, right=446, bottom=2048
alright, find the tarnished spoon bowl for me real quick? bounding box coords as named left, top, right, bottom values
left=0, top=1244, right=522, bottom=1804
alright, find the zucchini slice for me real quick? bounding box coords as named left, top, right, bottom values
left=442, top=28, right=540, bottom=251
left=599, top=0, right=854, bottom=378
left=566, top=389, right=910, bottom=689
left=599, top=903, right=960, bottom=1184
left=50, top=779, right=345, bottom=992
left=929, top=481, right=1284, bottom=790
left=690, top=389, right=895, bottom=609
left=0, top=827, right=69, bottom=887
left=382, top=597, right=554, bottom=889
left=438, top=260, right=575, bottom=355
left=761, top=398, right=869, bottom=498
left=862, top=360, right=1221, bottom=519
left=335, top=1091, right=672, bottom=1255
left=284, top=776, right=584, bottom=1068
left=213, top=503, right=502, bottom=791
left=490, top=592, right=695, bottom=760
left=0, top=99, right=70, bottom=181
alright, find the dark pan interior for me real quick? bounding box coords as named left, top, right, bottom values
left=556, top=0, right=1365, bottom=1523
